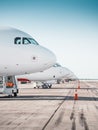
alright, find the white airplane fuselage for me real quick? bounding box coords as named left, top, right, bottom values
left=17, top=65, right=70, bottom=81
left=0, top=27, right=56, bottom=76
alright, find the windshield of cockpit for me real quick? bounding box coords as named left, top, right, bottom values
left=24, top=38, right=39, bottom=45
left=14, top=37, right=39, bottom=45
left=53, top=63, right=61, bottom=67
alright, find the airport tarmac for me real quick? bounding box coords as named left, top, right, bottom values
left=0, top=81, right=98, bottom=130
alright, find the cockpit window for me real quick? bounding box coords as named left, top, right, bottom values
left=53, top=63, right=61, bottom=67
left=14, top=37, right=39, bottom=45
left=14, top=37, right=21, bottom=44
left=27, top=38, right=39, bottom=45
left=23, top=38, right=31, bottom=44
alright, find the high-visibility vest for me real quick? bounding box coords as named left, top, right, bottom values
left=6, top=82, right=14, bottom=87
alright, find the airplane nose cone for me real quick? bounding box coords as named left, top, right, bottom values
left=30, top=45, right=56, bottom=72
left=40, top=46, right=56, bottom=68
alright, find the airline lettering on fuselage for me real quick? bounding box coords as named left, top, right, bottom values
left=14, top=37, right=39, bottom=45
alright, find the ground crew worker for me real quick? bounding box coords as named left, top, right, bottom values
left=6, top=77, right=14, bottom=87
left=6, top=82, right=14, bottom=87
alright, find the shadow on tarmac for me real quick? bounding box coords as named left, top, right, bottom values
left=20, top=87, right=98, bottom=90
left=0, top=95, right=98, bottom=101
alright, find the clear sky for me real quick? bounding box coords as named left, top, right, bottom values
left=0, top=0, right=98, bottom=79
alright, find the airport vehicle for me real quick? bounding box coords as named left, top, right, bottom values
left=17, top=63, right=70, bottom=88
left=0, top=27, right=56, bottom=96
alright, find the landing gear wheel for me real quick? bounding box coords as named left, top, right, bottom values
left=8, top=95, right=12, bottom=98
left=48, top=85, right=51, bottom=88
left=17, top=89, right=19, bottom=93
left=14, top=93, right=17, bottom=97
left=48, top=84, right=52, bottom=88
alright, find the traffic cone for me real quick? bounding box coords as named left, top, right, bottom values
left=74, top=89, right=78, bottom=100
left=78, top=81, right=80, bottom=89
left=78, top=85, right=80, bottom=89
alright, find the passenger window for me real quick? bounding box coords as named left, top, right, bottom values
left=23, top=38, right=31, bottom=44
left=14, top=37, right=21, bottom=44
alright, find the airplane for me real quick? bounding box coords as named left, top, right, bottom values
left=17, top=63, right=70, bottom=88
left=64, top=70, right=78, bottom=82
left=0, top=27, right=56, bottom=96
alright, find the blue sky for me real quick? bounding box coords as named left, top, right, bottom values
left=0, top=0, right=98, bottom=78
